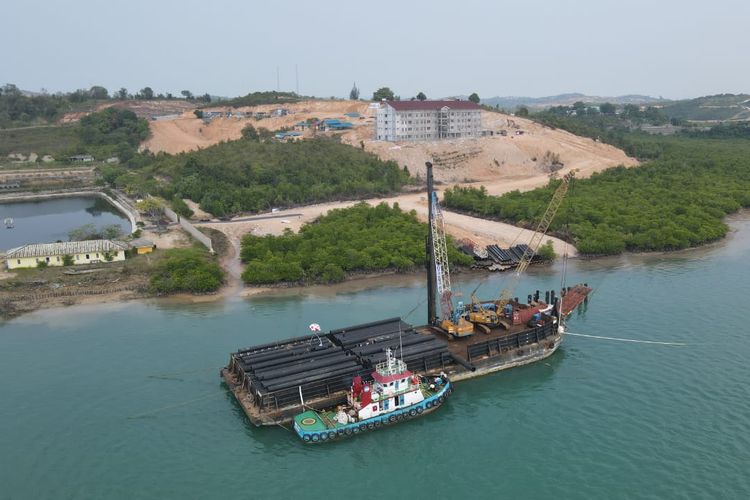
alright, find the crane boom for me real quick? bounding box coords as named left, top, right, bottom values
left=497, top=171, right=574, bottom=307
left=430, top=191, right=452, bottom=320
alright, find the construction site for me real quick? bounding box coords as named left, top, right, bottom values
left=222, top=162, right=590, bottom=426
left=138, top=98, right=636, bottom=185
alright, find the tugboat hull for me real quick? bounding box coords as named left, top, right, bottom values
left=293, top=381, right=452, bottom=443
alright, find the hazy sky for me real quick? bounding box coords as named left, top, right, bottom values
left=3, top=0, right=748, bottom=100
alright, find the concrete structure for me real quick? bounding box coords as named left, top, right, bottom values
left=69, top=155, right=94, bottom=162
left=274, top=131, right=303, bottom=142
left=6, top=240, right=128, bottom=269
left=375, top=100, right=482, bottom=141
left=131, top=238, right=155, bottom=254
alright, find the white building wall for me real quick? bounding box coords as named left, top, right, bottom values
left=7, top=250, right=126, bottom=270
left=375, top=104, right=481, bottom=142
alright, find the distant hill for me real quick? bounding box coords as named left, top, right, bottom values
left=657, top=94, right=750, bottom=122
left=480, top=93, right=663, bottom=110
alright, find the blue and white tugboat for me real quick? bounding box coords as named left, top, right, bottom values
left=293, top=348, right=452, bottom=443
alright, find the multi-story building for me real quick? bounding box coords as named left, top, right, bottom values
left=375, top=100, right=482, bottom=141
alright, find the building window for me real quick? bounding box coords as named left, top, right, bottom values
left=56, top=256, right=60, bottom=262
left=86, top=254, right=90, bottom=259
left=17, top=260, right=20, bottom=265
left=45, top=257, right=50, bottom=263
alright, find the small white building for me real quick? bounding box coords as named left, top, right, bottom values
left=376, top=100, right=482, bottom=141
left=6, top=240, right=129, bottom=270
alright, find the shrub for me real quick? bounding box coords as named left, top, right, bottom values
left=148, top=248, right=224, bottom=294
left=62, top=254, right=74, bottom=266
left=537, top=240, right=556, bottom=261
left=239, top=202, right=471, bottom=285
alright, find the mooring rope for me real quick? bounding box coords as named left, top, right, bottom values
left=127, top=391, right=223, bottom=419
left=565, top=331, right=687, bottom=346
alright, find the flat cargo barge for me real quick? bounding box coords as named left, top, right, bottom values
left=222, top=284, right=590, bottom=426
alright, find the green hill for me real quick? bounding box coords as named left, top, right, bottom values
left=659, top=94, right=750, bottom=122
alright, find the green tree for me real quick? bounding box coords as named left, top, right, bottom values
left=62, top=254, right=75, bottom=266
left=101, top=224, right=123, bottom=240
left=599, top=102, right=616, bottom=115
left=181, top=90, right=194, bottom=100
left=89, top=86, right=109, bottom=99
left=468, top=92, right=480, bottom=104
left=194, top=109, right=204, bottom=119
left=241, top=124, right=259, bottom=140
left=116, top=88, right=128, bottom=100
left=516, top=106, right=529, bottom=117
left=136, top=198, right=164, bottom=218
left=171, top=197, right=194, bottom=218
left=537, top=240, right=556, bottom=260
left=68, top=223, right=98, bottom=241
left=372, top=87, right=395, bottom=101
left=416, top=92, right=427, bottom=101
left=349, top=82, right=360, bottom=100
left=138, top=87, right=154, bottom=100
left=149, top=248, right=225, bottom=294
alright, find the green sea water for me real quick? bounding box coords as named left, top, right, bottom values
left=1, top=218, right=750, bottom=499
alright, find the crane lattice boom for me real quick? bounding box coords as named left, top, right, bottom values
left=430, top=191, right=453, bottom=320
left=498, top=172, right=574, bottom=307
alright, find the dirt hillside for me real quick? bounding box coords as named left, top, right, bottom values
left=141, top=99, right=637, bottom=183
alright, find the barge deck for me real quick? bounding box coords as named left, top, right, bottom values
left=222, top=284, right=591, bottom=426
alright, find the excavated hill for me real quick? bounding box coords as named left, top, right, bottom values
left=141, top=99, right=637, bottom=183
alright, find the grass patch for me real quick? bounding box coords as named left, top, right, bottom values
left=0, top=125, right=80, bottom=156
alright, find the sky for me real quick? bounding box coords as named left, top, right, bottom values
left=3, top=0, right=749, bottom=100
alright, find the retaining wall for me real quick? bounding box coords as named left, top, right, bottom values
left=163, top=206, right=214, bottom=253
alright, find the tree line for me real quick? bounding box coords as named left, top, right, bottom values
left=101, top=137, right=410, bottom=217
left=240, top=202, right=472, bottom=285
left=0, top=83, right=209, bottom=128
left=444, top=132, right=750, bottom=255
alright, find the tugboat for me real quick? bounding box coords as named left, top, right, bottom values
left=293, top=348, right=452, bottom=443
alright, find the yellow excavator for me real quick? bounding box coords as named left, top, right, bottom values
left=467, top=171, right=576, bottom=329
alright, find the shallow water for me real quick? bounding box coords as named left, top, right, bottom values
left=1, top=221, right=749, bottom=499
left=0, top=196, right=130, bottom=249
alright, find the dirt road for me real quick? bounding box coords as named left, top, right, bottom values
left=197, top=172, right=578, bottom=286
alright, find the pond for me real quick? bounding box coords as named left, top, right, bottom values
left=0, top=196, right=131, bottom=250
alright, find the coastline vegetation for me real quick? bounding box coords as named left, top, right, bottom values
left=240, top=202, right=472, bottom=285
left=148, top=247, right=224, bottom=294
left=445, top=121, right=750, bottom=254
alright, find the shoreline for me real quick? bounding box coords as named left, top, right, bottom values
left=3, top=211, right=748, bottom=322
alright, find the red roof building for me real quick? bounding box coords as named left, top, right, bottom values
left=375, top=100, right=482, bottom=141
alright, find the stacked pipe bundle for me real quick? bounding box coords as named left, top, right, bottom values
left=330, top=317, right=453, bottom=373
left=486, top=244, right=537, bottom=266
left=231, top=335, right=369, bottom=411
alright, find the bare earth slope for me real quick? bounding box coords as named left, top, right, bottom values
left=141, top=99, right=636, bottom=184
left=144, top=99, right=637, bottom=264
